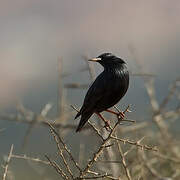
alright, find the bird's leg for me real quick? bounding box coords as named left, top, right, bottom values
left=105, top=109, right=125, bottom=119
left=95, top=112, right=111, bottom=131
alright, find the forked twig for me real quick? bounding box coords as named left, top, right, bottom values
left=46, top=122, right=82, bottom=172
left=49, top=126, right=74, bottom=179
left=116, top=140, right=132, bottom=180
left=45, top=154, right=69, bottom=180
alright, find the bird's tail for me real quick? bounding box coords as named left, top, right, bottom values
left=74, top=111, right=81, bottom=119
left=76, top=112, right=93, bottom=132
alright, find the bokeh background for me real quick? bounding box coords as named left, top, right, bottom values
left=0, top=0, right=180, bottom=179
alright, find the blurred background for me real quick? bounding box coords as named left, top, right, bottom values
left=0, top=0, right=180, bottom=179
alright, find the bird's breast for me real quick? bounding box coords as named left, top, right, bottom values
left=104, top=67, right=129, bottom=94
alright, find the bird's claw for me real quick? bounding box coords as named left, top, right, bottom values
left=117, top=111, right=125, bottom=119
left=103, top=120, right=111, bottom=131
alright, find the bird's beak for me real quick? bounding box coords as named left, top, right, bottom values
left=88, top=57, right=101, bottom=62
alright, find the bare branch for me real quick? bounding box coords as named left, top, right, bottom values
left=111, top=136, right=157, bottom=152
left=46, top=122, right=82, bottom=172
left=116, top=140, right=132, bottom=180
left=49, top=125, right=74, bottom=179
left=45, top=155, right=69, bottom=180
left=80, top=106, right=131, bottom=178
left=11, top=154, right=50, bottom=165
left=2, top=144, right=14, bottom=180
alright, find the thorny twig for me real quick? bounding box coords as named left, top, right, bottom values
left=111, top=136, right=157, bottom=151
left=11, top=154, right=50, bottom=165
left=71, top=104, right=157, bottom=178
left=116, top=140, right=132, bottom=180
left=49, top=124, right=74, bottom=179
left=46, top=122, right=82, bottom=172
left=45, top=154, right=69, bottom=180
left=79, top=106, right=131, bottom=178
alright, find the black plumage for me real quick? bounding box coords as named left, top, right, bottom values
left=75, top=53, right=129, bottom=132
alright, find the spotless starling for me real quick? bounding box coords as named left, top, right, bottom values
left=75, top=53, right=129, bottom=132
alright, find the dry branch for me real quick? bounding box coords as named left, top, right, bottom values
left=45, top=154, right=69, bottom=180
left=111, top=136, right=157, bottom=151
left=49, top=125, right=74, bottom=179
left=46, top=122, right=82, bottom=172
left=116, top=140, right=132, bottom=180
left=79, top=106, right=130, bottom=178
left=2, top=144, right=14, bottom=180
left=11, top=154, right=50, bottom=165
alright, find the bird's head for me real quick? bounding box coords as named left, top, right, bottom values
left=89, top=53, right=126, bottom=68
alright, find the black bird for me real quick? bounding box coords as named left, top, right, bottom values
left=75, top=53, right=129, bottom=132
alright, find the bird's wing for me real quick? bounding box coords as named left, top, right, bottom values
left=79, top=72, right=106, bottom=115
